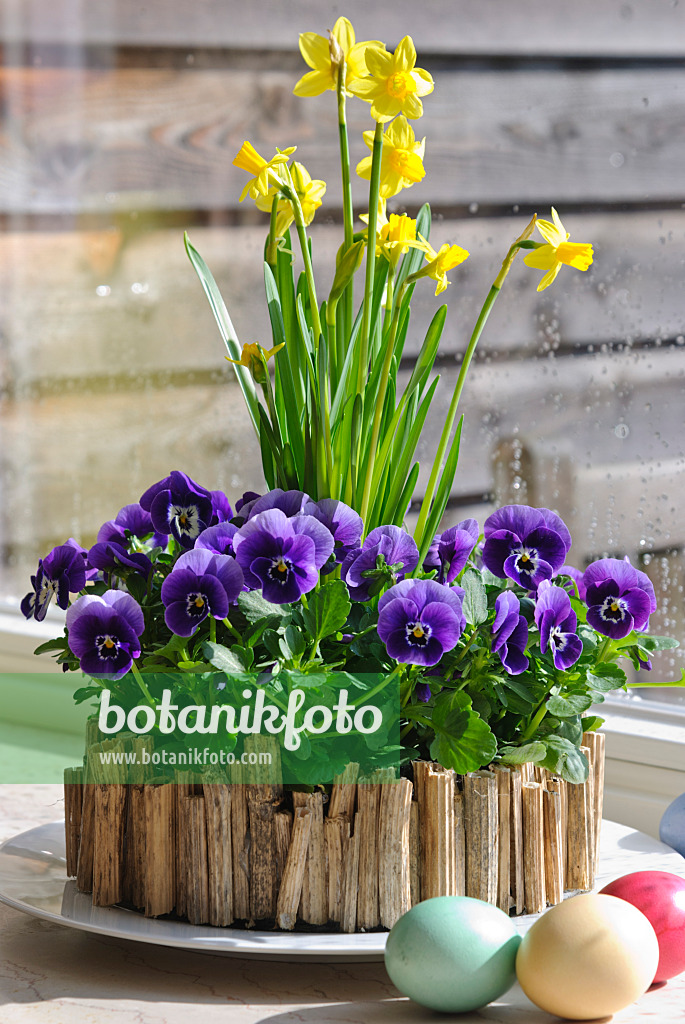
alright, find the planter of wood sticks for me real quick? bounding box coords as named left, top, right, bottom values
left=63, top=730, right=604, bottom=932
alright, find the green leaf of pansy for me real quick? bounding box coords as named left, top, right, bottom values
left=301, top=580, right=351, bottom=642
left=546, top=692, right=594, bottom=718
left=462, top=569, right=488, bottom=626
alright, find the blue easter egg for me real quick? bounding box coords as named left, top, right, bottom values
left=660, top=793, right=685, bottom=857
left=384, top=895, right=521, bottom=1013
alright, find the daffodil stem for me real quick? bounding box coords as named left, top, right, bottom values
left=337, top=64, right=354, bottom=338
left=266, top=194, right=279, bottom=269
left=357, top=121, right=384, bottom=397
left=283, top=168, right=323, bottom=346
left=414, top=282, right=500, bottom=550
left=359, top=279, right=408, bottom=525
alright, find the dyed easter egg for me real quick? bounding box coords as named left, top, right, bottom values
left=600, top=870, right=685, bottom=982
left=660, top=793, right=685, bottom=858
left=384, top=895, right=520, bottom=1013
left=516, top=893, right=659, bottom=1020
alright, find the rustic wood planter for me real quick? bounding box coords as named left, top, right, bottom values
left=63, top=732, right=604, bottom=932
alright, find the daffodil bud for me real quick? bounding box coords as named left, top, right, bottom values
left=328, top=29, right=345, bottom=74
left=329, top=239, right=365, bottom=303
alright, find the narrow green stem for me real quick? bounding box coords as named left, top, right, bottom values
left=130, top=660, right=155, bottom=707
left=351, top=663, right=402, bottom=707
left=266, top=193, right=280, bottom=269
left=326, top=297, right=339, bottom=388
left=357, top=121, right=384, bottom=396
left=359, top=279, right=408, bottom=524
left=414, top=283, right=501, bottom=550
left=222, top=617, right=242, bottom=642
left=282, top=167, right=323, bottom=345
left=595, top=637, right=612, bottom=664
left=520, top=700, right=548, bottom=743
left=337, top=64, right=354, bottom=335
left=209, top=616, right=216, bottom=644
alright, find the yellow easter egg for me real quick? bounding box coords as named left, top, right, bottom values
left=516, top=893, right=659, bottom=1020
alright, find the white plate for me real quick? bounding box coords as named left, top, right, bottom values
left=1, top=820, right=679, bottom=962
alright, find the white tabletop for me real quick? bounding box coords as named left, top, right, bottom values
left=1, top=784, right=684, bottom=1024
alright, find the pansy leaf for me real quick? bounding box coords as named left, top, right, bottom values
left=202, top=641, right=248, bottom=675
left=586, top=664, right=627, bottom=693
left=301, top=580, right=351, bottom=643
left=429, top=690, right=497, bottom=774
left=546, top=692, right=594, bottom=718
left=33, top=637, right=68, bottom=656
left=498, top=741, right=546, bottom=765
left=238, top=591, right=291, bottom=628
left=538, top=736, right=589, bottom=784
left=580, top=715, right=605, bottom=732
left=279, top=625, right=308, bottom=661
left=73, top=685, right=102, bottom=706
left=462, top=569, right=488, bottom=626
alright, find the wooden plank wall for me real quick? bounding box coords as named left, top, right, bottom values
left=1, top=0, right=684, bottom=687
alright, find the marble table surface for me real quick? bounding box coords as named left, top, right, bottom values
left=1, top=784, right=684, bottom=1023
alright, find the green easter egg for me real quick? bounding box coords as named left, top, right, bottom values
left=384, top=895, right=521, bottom=1013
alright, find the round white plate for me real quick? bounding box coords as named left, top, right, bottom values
left=1, top=820, right=680, bottom=961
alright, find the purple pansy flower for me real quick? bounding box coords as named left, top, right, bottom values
left=140, top=471, right=215, bottom=548
left=492, top=591, right=529, bottom=675
left=161, top=548, right=244, bottom=637
left=88, top=541, right=152, bottom=578
left=414, top=681, right=432, bottom=703
left=244, top=488, right=310, bottom=522
left=424, top=519, right=479, bottom=584
left=233, top=508, right=333, bottom=604
left=582, top=557, right=656, bottom=639
left=340, top=526, right=420, bottom=602
left=482, top=505, right=571, bottom=590
left=66, top=590, right=144, bottom=679
left=196, top=522, right=239, bottom=557
left=304, top=498, right=363, bottom=568
left=534, top=581, right=583, bottom=670
left=21, top=544, right=88, bottom=621
left=211, top=490, right=233, bottom=523
left=377, top=579, right=466, bottom=667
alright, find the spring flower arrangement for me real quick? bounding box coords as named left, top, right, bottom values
left=23, top=18, right=680, bottom=784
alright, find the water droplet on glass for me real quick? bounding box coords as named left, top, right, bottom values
left=614, top=423, right=630, bottom=439
left=131, top=282, right=149, bottom=295
left=469, top=202, right=479, bottom=214
left=609, top=152, right=625, bottom=168
left=96, top=285, right=111, bottom=297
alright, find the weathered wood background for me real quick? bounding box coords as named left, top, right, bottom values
left=1, top=0, right=684, bottom=688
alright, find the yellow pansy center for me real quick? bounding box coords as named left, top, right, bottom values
left=387, top=71, right=415, bottom=98
left=275, top=558, right=288, bottom=573
left=520, top=553, right=530, bottom=564
left=412, top=624, right=425, bottom=639
left=611, top=601, right=619, bottom=612
left=194, top=596, right=205, bottom=608
left=103, top=637, right=115, bottom=649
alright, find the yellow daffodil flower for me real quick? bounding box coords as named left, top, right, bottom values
left=293, top=16, right=384, bottom=97
left=416, top=235, right=470, bottom=295
left=226, top=341, right=285, bottom=384
left=356, top=116, right=426, bottom=199
left=233, top=141, right=296, bottom=202
left=378, top=213, right=423, bottom=269
left=255, top=161, right=326, bottom=237
left=350, top=35, right=434, bottom=122
left=523, top=208, right=594, bottom=291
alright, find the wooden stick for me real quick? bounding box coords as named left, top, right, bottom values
left=328, top=762, right=359, bottom=819
left=493, top=767, right=511, bottom=912
left=203, top=783, right=233, bottom=926
left=274, top=809, right=293, bottom=895
left=63, top=767, right=83, bottom=878
left=247, top=789, right=275, bottom=921
left=123, top=783, right=146, bottom=908
left=356, top=778, right=381, bottom=930
left=276, top=806, right=312, bottom=931
left=230, top=768, right=250, bottom=921
left=463, top=771, right=498, bottom=904
left=378, top=778, right=412, bottom=929
left=543, top=786, right=564, bottom=907
left=522, top=781, right=546, bottom=913
left=302, top=791, right=327, bottom=925
left=92, top=782, right=127, bottom=907
left=76, top=783, right=96, bottom=893
left=409, top=801, right=421, bottom=907
left=325, top=816, right=349, bottom=923
left=454, top=787, right=466, bottom=897
left=583, top=731, right=605, bottom=867
left=144, top=783, right=176, bottom=918
left=175, top=772, right=195, bottom=919
left=419, top=765, right=457, bottom=899
left=509, top=769, right=524, bottom=914
left=566, top=754, right=595, bottom=891
left=184, top=795, right=209, bottom=925
left=340, top=810, right=361, bottom=934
